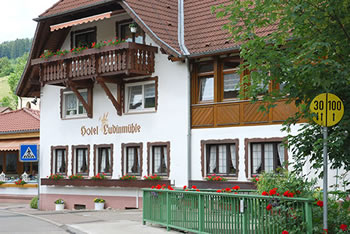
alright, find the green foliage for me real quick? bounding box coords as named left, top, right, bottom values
left=0, top=53, right=28, bottom=109
left=257, top=171, right=350, bottom=233
left=0, top=38, right=32, bottom=59
left=0, top=57, right=14, bottom=76
left=30, top=196, right=38, bottom=209
left=257, top=169, right=317, bottom=197
left=212, top=0, right=350, bottom=172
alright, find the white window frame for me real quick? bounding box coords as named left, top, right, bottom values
left=62, top=89, right=88, bottom=119
left=125, top=81, right=156, bottom=113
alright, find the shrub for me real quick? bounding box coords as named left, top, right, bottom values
left=257, top=170, right=350, bottom=233
left=30, top=196, right=38, bottom=209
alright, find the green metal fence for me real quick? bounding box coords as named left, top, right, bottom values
left=143, top=189, right=314, bottom=234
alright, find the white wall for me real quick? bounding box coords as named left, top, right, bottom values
left=191, top=124, right=349, bottom=190
left=40, top=24, right=189, bottom=196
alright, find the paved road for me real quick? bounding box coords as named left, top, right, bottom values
left=0, top=210, right=67, bottom=234
left=0, top=203, right=179, bottom=234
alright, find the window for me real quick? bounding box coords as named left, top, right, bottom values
left=72, top=145, right=89, bottom=175
left=71, top=27, right=96, bottom=48
left=125, top=80, right=156, bottom=113
left=23, top=162, right=38, bottom=175
left=117, top=21, right=144, bottom=44
left=201, top=140, right=239, bottom=178
left=223, top=60, right=241, bottom=99
left=197, top=63, right=214, bottom=102
left=244, top=138, right=287, bottom=178
left=147, top=142, right=170, bottom=176
left=193, top=57, right=277, bottom=104
left=251, top=142, right=285, bottom=175
left=61, top=88, right=92, bottom=119
left=51, top=146, right=68, bottom=175
left=5, top=152, right=17, bottom=174
left=94, top=144, right=113, bottom=176
left=122, top=143, right=143, bottom=176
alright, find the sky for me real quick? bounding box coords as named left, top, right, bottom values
left=0, top=0, right=58, bottom=43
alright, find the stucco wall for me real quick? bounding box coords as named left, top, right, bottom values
left=40, top=31, right=189, bottom=199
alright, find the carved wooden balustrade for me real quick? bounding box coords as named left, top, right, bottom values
left=31, top=42, right=158, bottom=85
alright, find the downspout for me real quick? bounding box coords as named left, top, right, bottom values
left=178, top=0, right=191, bottom=183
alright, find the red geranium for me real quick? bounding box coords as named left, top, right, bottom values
left=225, top=187, right=231, bottom=192
left=232, top=185, right=240, bottom=190
left=168, top=185, right=174, bottom=190
left=316, top=200, right=324, bottom=207
left=183, top=185, right=187, bottom=190
left=340, top=224, right=347, bottom=231
left=282, top=231, right=289, bottom=234
left=269, top=189, right=277, bottom=196
left=216, top=189, right=222, bottom=193
left=192, top=185, right=197, bottom=189
left=262, top=191, right=268, bottom=196
left=266, top=204, right=272, bottom=211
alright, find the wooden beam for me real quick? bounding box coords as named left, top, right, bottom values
left=97, top=77, right=122, bottom=84
left=68, top=81, right=93, bottom=118
left=97, top=77, right=122, bottom=116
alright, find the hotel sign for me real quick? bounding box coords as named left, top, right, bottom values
left=80, top=113, right=141, bottom=136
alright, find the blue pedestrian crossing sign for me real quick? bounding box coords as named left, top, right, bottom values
left=20, top=144, right=38, bottom=162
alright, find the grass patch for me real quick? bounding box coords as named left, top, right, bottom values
left=0, top=76, right=10, bottom=99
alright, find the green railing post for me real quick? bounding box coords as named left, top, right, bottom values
left=142, top=190, right=146, bottom=225
left=305, top=201, right=313, bottom=234
left=166, top=191, right=170, bottom=231
left=199, top=194, right=204, bottom=232
left=242, top=199, right=247, bottom=234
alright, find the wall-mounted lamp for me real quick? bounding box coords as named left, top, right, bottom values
left=31, top=97, right=38, bottom=105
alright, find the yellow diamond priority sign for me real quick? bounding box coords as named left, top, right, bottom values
left=310, top=93, right=344, bottom=127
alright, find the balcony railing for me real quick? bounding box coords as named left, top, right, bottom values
left=31, top=42, right=158, bottom=85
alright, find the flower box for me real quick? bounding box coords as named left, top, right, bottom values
left=55, top=204, right=64, bottom=211
left=41, top=178, right=170, bottom=188
left=94, top=202, right=104, bottom=210
left=189, top=180, right=256, bottom=190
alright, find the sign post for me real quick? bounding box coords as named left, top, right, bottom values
left=310, top=93, right=344, bottom=231
left=20, top=144, right=39, bottom=207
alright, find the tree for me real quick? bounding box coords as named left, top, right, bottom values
left=212, top=0, right=350, bottom=175
left=0, top=53, right=28, bottom=109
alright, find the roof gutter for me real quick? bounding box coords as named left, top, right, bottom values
left=187, top=46, right=241, bottom=59
left=122, top=1, right=182, bottom=57
left=178, top=0, right=189, bottom=56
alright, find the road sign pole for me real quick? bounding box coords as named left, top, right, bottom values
left=323, top=126, right=328, bottom=232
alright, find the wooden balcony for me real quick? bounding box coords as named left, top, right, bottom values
left=191, top=100, right=298, bottom=128
left=31, top=42, right=158, bottom=85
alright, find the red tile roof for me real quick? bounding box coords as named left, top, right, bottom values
left=124, top=0, right=181, bottom=55
left=0, top=107, right=12, bottom=113
left=0, top=108, right=40, bottom=134
left=40, top=0, right=106, bottom=17
left=36, top=0, right=276, bottom=56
